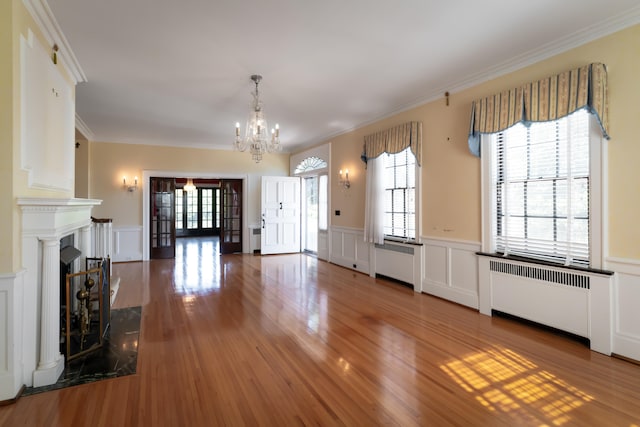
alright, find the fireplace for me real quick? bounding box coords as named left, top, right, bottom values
left=17, top=198, right=102, bottom=388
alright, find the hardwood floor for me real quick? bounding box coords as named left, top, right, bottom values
left=2, top=237, right=640, bottom=426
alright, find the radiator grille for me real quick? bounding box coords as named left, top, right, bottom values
left=374, top=243, right=414, bottom=255
left=489, top=260, right=590, bottom=289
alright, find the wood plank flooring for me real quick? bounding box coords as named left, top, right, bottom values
left=2, top=238, right=640, bottom=426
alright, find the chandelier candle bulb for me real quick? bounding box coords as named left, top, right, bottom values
left=338, top=169, right=351, bottom=189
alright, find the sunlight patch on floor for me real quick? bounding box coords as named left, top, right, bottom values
left=441, top=346, right=594, bottom=425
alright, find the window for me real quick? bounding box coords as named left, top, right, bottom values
left=318, top=175, right=328, bottom=231
left=294, top=156, right=327, bottom=174
left=486, top=109, right=602, bottom=267
left=175, top=189, right=184, bottom=230
left=383, top=147, right=416, bottom=240
left=175, top=187, right=221, bottom=236
left=186, top=190, right=198, bottom=229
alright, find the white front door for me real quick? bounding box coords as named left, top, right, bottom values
left=261, top=176, right=301, bottom=255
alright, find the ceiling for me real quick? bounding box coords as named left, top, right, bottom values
left=47, top=0, right=640, bottom=153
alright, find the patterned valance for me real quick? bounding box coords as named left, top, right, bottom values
left=361, top=121, right=422, bottom=166
left=468, top=63, right=609, bottom=157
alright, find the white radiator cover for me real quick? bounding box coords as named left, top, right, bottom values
left=479, top=256, right=613, bottom=355
left=374, top=242, right=423, bottom=291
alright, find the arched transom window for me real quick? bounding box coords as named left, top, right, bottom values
left=294, top=156, right=328, bottom=174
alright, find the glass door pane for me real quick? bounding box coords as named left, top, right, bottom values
left=304, top=176, right=318, bottom=253
left=220, top=179, right=243, bottom=254
left=150, top=177, right=176, bottom=259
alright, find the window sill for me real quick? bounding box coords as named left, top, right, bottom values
left=475, top=252, right=614, bottom=276
left=383, top=238, right=423, bottom=246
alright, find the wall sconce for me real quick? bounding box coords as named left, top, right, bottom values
left=123, top=176, right=138, bottom=192
left=339, top=169, right=350, bottom=189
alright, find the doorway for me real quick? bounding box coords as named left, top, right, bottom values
left=291, top=153, right=329, bottom=260
left=143, top=172, right=248, bottom=261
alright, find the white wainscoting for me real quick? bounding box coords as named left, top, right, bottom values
left=0, top=270, right=25, bottom=401
left=421, top=237, right=481, bottom=309
left=113, top=226, right=143, bottom=262
left=329, top=226, right=370, bottom=275
left=607, top=257, right=640, bottom=362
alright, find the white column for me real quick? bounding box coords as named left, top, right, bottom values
left=32, top=238, right=65, bottom=387
left=94, top=222, right=104, bottom=258
left=80, top=224, right=92, bottom=265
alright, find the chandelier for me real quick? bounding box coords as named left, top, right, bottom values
left=183, top=178, right=196, bottom=192
left=234, top=74, right=281, bottom=163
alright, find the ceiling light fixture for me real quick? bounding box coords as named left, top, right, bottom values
left=184, top=178, right=196, bottom=192
left=234, top=74, right=281, bottom=163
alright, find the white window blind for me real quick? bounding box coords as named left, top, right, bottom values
left=491, top=109, right=590, bottom=266
left=383, top=147, right=416, bottom=239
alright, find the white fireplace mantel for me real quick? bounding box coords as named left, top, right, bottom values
left=17, top=197, right=101, bottom=388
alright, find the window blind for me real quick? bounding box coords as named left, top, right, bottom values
left=383, top=147, right=416, bottom=239
left=492, top=109, right=590, bottom=266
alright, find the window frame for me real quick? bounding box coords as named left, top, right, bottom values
left=382, top=147, right=420, bottom=242
left=481, top=111, right=605, bottom=269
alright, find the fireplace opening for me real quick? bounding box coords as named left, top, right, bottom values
left=59, top=235, right=111, bottom=360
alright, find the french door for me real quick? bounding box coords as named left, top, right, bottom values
left=150, top=177, right=176, bottom=259
left=220, top=179, right=243, bottom=254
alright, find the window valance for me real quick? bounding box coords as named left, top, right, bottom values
left=468, top=63, right=609, bottom=157
left=361, top=121, right=422, bottom=166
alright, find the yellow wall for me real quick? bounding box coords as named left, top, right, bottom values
left=323, top=24, right=640, bottom=260
left=0, top=0, right=14, bottom=272
left=89, top=142, right=290, bottom=227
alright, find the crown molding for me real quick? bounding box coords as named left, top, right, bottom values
left=75, top=113, right=94, bottom=141
left=21, top=0, right=87, bottom=84
left=304, top=6, right=640, bottom=148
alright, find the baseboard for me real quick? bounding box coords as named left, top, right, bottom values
left=0, top=385, right=24, bottom=406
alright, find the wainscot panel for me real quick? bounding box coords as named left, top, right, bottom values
left=607, top=258, right=640, bottom=362
left=329, top=227, right=370, bottom=275
left=113, top=226, right=143, bottom=262
left=0, top=271, right=25, bottom=401
left=421, top=238, right=481, bottom=309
